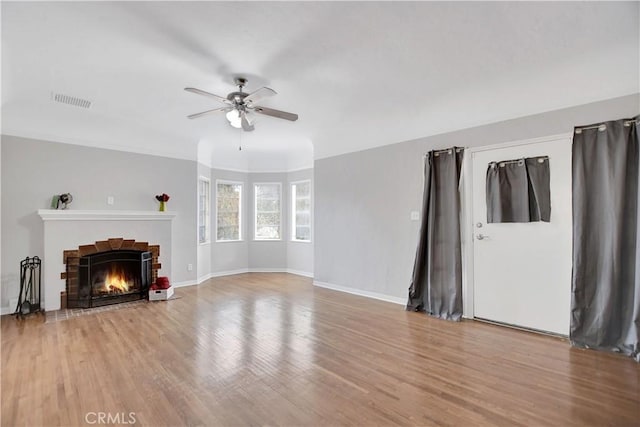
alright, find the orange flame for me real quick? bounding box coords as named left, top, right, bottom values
left=102, top=267, right=131, bottom=293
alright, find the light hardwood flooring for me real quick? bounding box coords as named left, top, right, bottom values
left=2, top=273, right=638, bottom=426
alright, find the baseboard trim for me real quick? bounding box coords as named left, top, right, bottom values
left=247, top=268, right=313, bottom=278
left=210, top=269, right=250, bottom=278
left=1, top=306, right=13, bottom=316
left=182, top=269, right=314, bottom=286
left=248, top=268, right=287, bottom=273
left=172, top=279, right=198, bottom=288
left=170, top=270, right=251, bottom=287
left=286, top=269, right=314, bottom=278
left=312, top=280, right=406, bottom=306
left=197, top=273, right=214, bottom=284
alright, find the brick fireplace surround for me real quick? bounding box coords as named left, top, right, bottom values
left=38, top=210, right=175, bottom=311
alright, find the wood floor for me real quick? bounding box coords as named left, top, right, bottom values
left=2, top=273, right=638, bottom=426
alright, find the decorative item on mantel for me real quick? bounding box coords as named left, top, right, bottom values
left=155, top=193, right=170, bottom=212
left=50, top=193, right=73, bottom=209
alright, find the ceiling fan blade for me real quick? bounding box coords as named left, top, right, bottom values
left=187, top=107, right=232, bottom=119
left=241, top=111, right=255, bottom=131
left=253, top=106, right=298, bottom=122
left=243, top=87, right=276, bottom=105
left=184, top=87, right=230, bottom=104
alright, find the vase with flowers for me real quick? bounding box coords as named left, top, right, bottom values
left=155, top=193, right=170, bottom=211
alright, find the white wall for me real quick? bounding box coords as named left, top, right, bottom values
left=313, top=94, right=640, bottom=303
left=1, top=135, right=198, bottom=310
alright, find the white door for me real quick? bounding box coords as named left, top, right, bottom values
left=471, top=136, right=572, bottom=335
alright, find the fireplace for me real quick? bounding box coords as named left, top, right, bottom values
left=62, top=238, right=161, bottom=309
left=72, top=250, right=151, bottom=308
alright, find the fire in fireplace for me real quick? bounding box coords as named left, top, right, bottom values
left=62, top=238, right=160, bottom=309
left=102, top=266, right=132, bottom=293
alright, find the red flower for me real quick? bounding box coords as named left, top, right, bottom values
left=155, top=193, right=170, bottom=202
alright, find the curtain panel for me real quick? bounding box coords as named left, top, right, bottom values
left=486, top=156, right=551, bottom=223
left=571, top=116, right=639, bottom=361
left=407, top=147, right=464, bottom=321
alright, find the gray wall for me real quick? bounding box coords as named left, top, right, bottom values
left=287, top=168, right=314, bottom=275
left=248, top=172, right=289, bottom=270
left=210, top=167, right=249, bottom=274
left=0, top=136, right=312, bottom=311
left=314, top=94, right=640, bottom=301
left=0, top=138, right=2, bottom=303
left=197, top=162, right=212, bottom=281
left=1, top=135, right=198, bottom=309
left=208, top=168, right=314, bottom=275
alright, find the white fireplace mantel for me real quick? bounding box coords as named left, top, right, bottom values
left=38, top=209, right=176, bottom=221
left=39, top=209, right=175, bottom=311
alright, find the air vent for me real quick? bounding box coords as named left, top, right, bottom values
left=52, top=93, right=92, bottom=109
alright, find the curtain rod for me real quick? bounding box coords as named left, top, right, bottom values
left=428, top=147, right=464, bottom=156
left=575, top=118, right=639, bottom=133
left=489, top=156, right=548, bottom=167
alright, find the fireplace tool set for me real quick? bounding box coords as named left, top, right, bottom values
left=14, top=256, right=43, bottom=318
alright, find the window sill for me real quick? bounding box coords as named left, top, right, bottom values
left=290, top=240, right=312, bottom=243
left=216, top=239, right=244, bottom=243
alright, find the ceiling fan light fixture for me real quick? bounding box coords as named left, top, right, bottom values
left=226, top=110, right=242, bottom=128
left=226, top=109, right=255, bottom=130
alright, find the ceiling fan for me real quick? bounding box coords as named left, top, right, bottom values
left=185, top=77, right=298, bottom=131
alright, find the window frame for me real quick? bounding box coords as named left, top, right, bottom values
left=253, top=182, right=283, bottom=241
left=215, top=179, right=243, bottom=243
left=198, top=176, right=211, bottom=245
left=290, top=179, right=312, bottom=243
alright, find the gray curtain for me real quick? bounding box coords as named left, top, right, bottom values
left=407, top=147, right=464, bottom=321
left=571, top=116, right=639, bottom=362
left=486, top=156, right=551, bottom=223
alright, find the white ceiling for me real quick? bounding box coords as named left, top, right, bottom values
left=2, top=1, right=638, bottom=171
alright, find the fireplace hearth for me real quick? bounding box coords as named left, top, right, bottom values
left=62, top=238, right=161, bottom=309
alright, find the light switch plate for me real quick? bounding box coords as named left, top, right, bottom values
left=410, top=211, right=420, bottom=221
left=107, top=196, right=114, bottom=205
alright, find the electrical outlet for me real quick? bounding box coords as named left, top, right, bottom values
left=187, top=264, right=193, bottom=271
left=410, top=211, right=420, bottom=221
left=107, top=196, right=114, bottom=205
